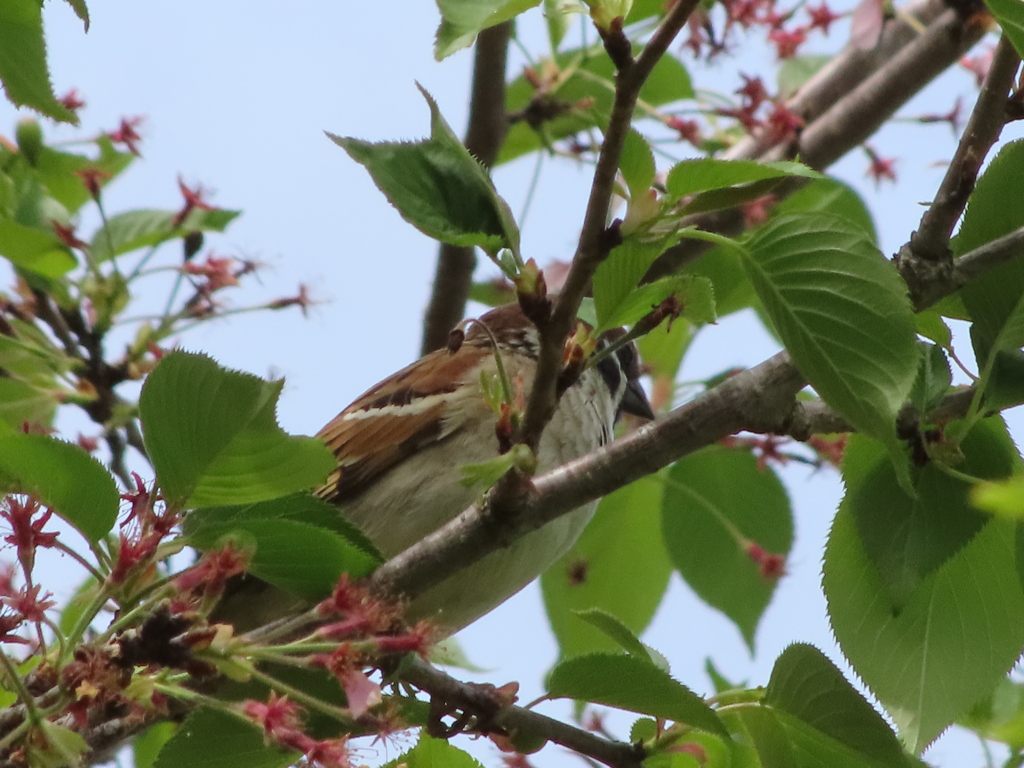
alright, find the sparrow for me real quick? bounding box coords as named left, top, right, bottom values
left=314, top=302, right=653, bottom=632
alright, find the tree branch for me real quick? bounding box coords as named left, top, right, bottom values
left=421, top=22, right=513, bottom=355
left=399, top=657, right=645, bottom=768
left=520, top=0, right=703, bottom=447
left=647, top=3, right=988, bottom=280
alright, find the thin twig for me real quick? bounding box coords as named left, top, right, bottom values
left=520, top=0, right=703, bottom=447
left=908, top=35, right=1020, bottom=262
left=399, top=657, right=645, bottom=768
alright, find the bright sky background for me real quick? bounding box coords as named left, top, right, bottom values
left=1, top=2, right=1022, bottom=766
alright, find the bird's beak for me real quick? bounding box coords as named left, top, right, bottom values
left=620, top=379, right=655, bottom=420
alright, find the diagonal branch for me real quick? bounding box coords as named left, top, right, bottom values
left=647, top=2, right=988, bottom=280
left=907, top=34, right=1020, bottom=264
left=519, top=0, right=703, bottom=447
left=399, top=657, right=645, bottom=768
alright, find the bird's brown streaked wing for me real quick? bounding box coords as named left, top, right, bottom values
left=315, top=343, right=493, bottom=502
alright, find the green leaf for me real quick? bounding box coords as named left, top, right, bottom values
left=665, top=158, right=820, bottom=199
left=36, top=137, right=134, bottom=214
left=388, top=733, right=484, bottom=767
left=0, top=0, right=75, bottom=122
left=620, top=129, right=656, bottom=200
left=548, top=653, right=728, bottom=736
left=637, top=316, right=694, bottom=383
left=682, top=243, right=755, bottom=318
left=957, top=141, right=1024, bottom=365
left=842, top=420, right=1017, bottom=608
left=773, top=177, right=876, bottom=243
left=184, top=493, right=381, bottom=560
left=661, top=446, right=793, bottom=651
left=0, top=218, right=75, bottom=277
left=913, top=310, right=952, bottom=348
left=139, top=352, right=336, bottom=508
left=329, top=87, right=519, bottom=257
left=0, top=433, right=118, bottom=542
left=188, top=517, right=377, bottom=599
left=908, top=342, right=951, bottom=415
left=0, top=378, right=58, bottom=429
left=574, top=608, right=655, bottom=663
left=729, top=705, right=917, bottom=768
left=766, top=643, right=910, bottom=766
left=544, top=0, right=576, bottom=51
left=972, top=475, right=1024, bottom=519
left=133, top=723, right=177, bottom=768
left=153, top=708, right=295, bottom=768
left=434, top=0, right=539, bottom=59
left=960, top=677, right=1024, bottom=748
left=777, top=55, right=832, bottom=99
left=89, top=207, right=240, bottom=263
left=986, top=0, right=1024, bottom=57
left=593, top=239, right=670, bottom=329
left=498, top=46, right=692, bottom=165
left=542, top=479, right=671, bottom=659
left=743, top=213, right=918, bottom=475
left=60, top=0, right=90, bottom=31
left=823, top=488, right=1024, bottom=751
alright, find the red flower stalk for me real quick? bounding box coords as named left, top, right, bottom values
left=173, top=542, right=249, bottom=599
left=745, top=542, right=787, bottom=581
left=51, top=221, right=88, bottom=250
left=58, top=89, right=86, bottom=111
left=108, top=116, right=144, bottom=156
left=172, top=176, right=216, bottom=227
left=863, top=144, right=897, bottom=187
left=182, top=254, right=240, bottom=292
left=1, top=496, right=59, bottom=576
left=74, top=168, right=112, bottom=199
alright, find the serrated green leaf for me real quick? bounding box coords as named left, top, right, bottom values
left=434, top=0, right=539, bottom=59
left=957, top=140, right=1024, bottom=365
left=139, top=352, right=336, bottom=508
left=986, top=0, right=1024, bottom=57
left=574, top=608, right=653, bottom=663
left=824, top=476, right=1024, bottom=752
left=184, top=493, right=381, bottom=560
left=0, top=217, right=75, bottom=277
left=620, top=129, right=656, bottom=200
left=960, top=677, right=1024, bottom=748
left=153, top=708, right=295, bottom=768
left=542, top=479, right=671, bottom=659
left=913, top=310, right=952, bottom=348
left=498, top=46, right=692, bottom=165
left=330, top=87, right=519, bottom=257
left=0, top=0, right=75, bottom=122
left=908, top=342, right=951, bottom=415
left=743, top=213, right=918, bottom=478
left=843, top=420, right=1017, bottom=608
left=549, top=653, right=727, bottom=736
left=89, top=207, right=240, bottom=263
left=0, top=433, right=118, bottom=542
left=766, top=643, right=910, bottom=766
left=188, top=517, right=377, bottom=599
left=665, top=158, right=820, bottom=199
left=773, top=177, right=876, bottom=243
left=661, top=446, right=792, bottom=651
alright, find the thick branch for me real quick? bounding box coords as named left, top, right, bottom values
left=909, top=35, right=1020, bottom=261
left=399, top=657, right=645, bottom=768
left=648, top=4, right=988, bottom=280
left=421, top=22, right=512, bottom=355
